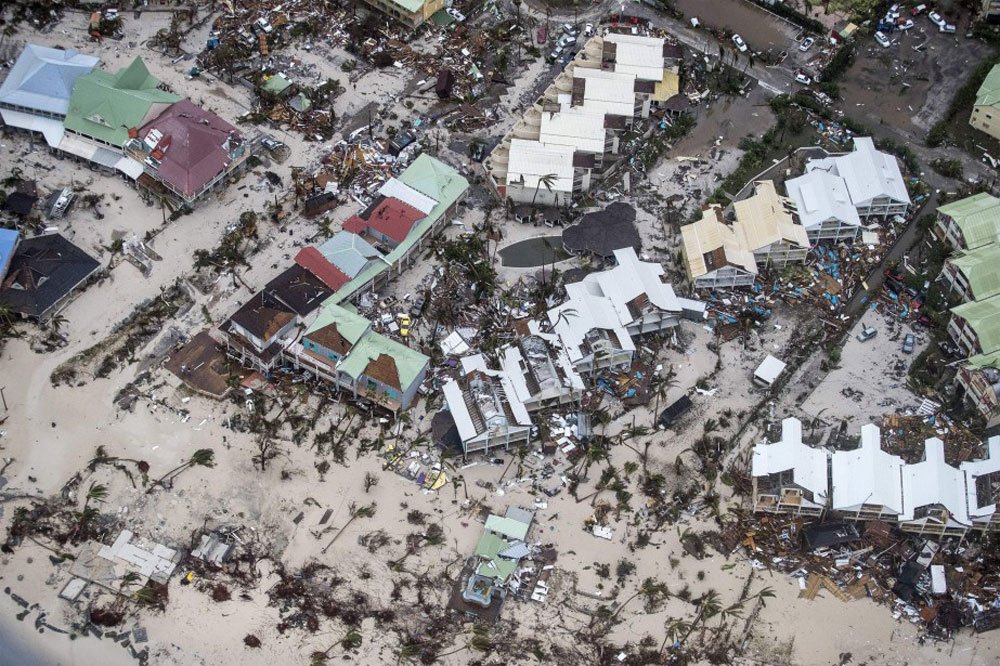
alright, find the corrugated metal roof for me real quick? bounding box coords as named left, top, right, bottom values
left=976, top=63, right=1000, bottom=108
left=538, top=107, right=606, bottom=153
left=337, top=330, right=427, bottom=392
left=808, top=137, right=909, bottom=209
left=899, top=438, right=970, bottom=526
left=0, top=44, right=98, bottom=116
left=751, top=418, right=828, bottom=501
left=949, top=244, right=1000, bottom=301
left=505, top=139, right=575, bottom=192
left=378, top=177, right=436, bottom=215
left=573, top=68, right=636, bottom=117
left=484, top=515, right=530, bottom=541
left=681, top=206, right=758, bottom=280
left=604, top=33, right=666, bottom=81
left=0, top=108, right=65, bottom=147
left=831, top=424, right=904, bottom=514
left=733, top=181, right=810, bottom=252
left=318, top=231, right=385, bottom=278
left=937, top=192, right=1000, bottom=250
left=951, top=295, right=1000, bottom=355
left=785, top=170, right=861, bottom=232
left=960, top=438, right=1000, bottom=518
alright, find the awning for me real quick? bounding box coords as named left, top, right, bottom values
left=115, top=157, right=144, bottom=180
left=57, top=134, right=140, bottom=179
left=0, top=109, right=65, bottom=147
left=57, top=133, right=101, bottom=161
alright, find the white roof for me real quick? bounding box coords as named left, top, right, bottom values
left=442, top=379, right=478, bottom=442
left=573, top=68, right=636, bottom=117
left=0, top=44, right=98, bottom=116
left=538, top=107, right=606, bottom=154
left=960, top=437, right=1000, bottom=520
left=0, top=108, right=65, bottom=147
left=548, top=248, right=683, bottom=363
left=784, top=169, right=862, bottom=231
left=604, top=33, right=666, bottom=81
left=754, top=354, right=786, bottom=383
left=900, top=438, right=970, bottom=527
left=751, top=418, right=829, bottom=501
left=443, top=354, right=533, bottom=443
left=378, top=178, right=436, bottom=214
left=440, top=331, right=470, bottom=356
left=506, top=138, right=575, bottom=192
left=831, top=423, right=904, bottom=514
left=806, top=137, right=910, bottom=208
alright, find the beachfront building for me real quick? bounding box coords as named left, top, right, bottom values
left=459, top=509, right=534, bottom=615
left=960, top=437, right=1000, bottom=531
left=830, top=424, right=905, bottom=521
left=0, top=44, right=98, bottom=146
left=751, top=418, right=828, bottom=517
left=547, top=247, right=702, bottom=374
left=806, top=137, right=910, bottom=218
left=123, top=99, right=255, bottom=208
left=359, top=0, right=444, bottom=29
left=942, top=243, right=1000, bottom=304
left=681, top=181, right=810, bottom=289
left=295, top=154, right=469, bottom=302
left=934, top=192, right=1000, bottom=251
left=784, top=169, right=862, bottom=243
left=486, top=33, right=675, bottom=204
left=0, top=232, right=101, bottom=321
left=501, top=332, right=586, bottom=412
left=899, top=438, right=972, bottom=538
left=443, top=355, right=534, bottom=456
left=970, top=64, right=1000, bottom=141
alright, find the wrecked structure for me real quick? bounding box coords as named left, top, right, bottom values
left=486, top=33, right=679, bottom=205
left=360, top=0, right=444, bottom=29
left=681, top=181, right=810, bottom=289
left=751, top=418, right=1000, bottom=538
left=453, top=508, right=536, bottom=619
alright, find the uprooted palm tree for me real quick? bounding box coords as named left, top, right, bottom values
left=147, top=448, right=215, bottom=493
left=88, top=445, right=150, bottom=488
left=72, top=481, right=108, bottom=540
left=321, top=501, right=377, bottom=553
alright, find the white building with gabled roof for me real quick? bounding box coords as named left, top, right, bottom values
left=751, top=418, right=829, bottom=516
left=784, top=169, right=862, bottom=243
left=899, top=438, right=972, bottom=537
left=960, top=436, right=1000, bottom=532
left=504, top=139, right=578, bottom=207
left=830, top=423, right=904, bottom=520
left=806, top=137, right=910, bottom=219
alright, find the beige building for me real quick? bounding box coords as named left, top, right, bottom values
left=681, top=181, right=810, bottom=289
left=971, top=64, right=1000, bottom=141
left=360, top=0, right=444, bottom=29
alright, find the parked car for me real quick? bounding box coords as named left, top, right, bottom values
left=537, top=27, right=547, bottom=44
left=562, top=23, right=578, bottom=37
left=903, top=334, right=915, bottom=354
left=549, top=46, right=564, bottom=60
left=912, top=4, right=927, bottom=15
left=940, top=23, right=957, bottom=34
left=584, top=23, right=594, bottom=37
left=409, top=293, right=426, bottom=318
left=799, top=36, right=815, bottom=52
left=254, top=17, right=273, bottom=34
left=794, top=71, right=812, bottom=85
left=732, top=33, right=748, bottom=53
left=875, top=31, right=891, bottom=48
left=928, top=11, right=946, bottom=28
left=446, top=7, right=465, bottom=22
left=558, top=34, right=576, bottom=49
left=899, top=19, right=914, bottom=31
left=857, top=325, right=878, bottom=342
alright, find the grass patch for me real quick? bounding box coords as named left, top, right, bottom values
left=926, top=55, right=1000, bottom=159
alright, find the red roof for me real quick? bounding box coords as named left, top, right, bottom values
left=294, top=246, right=350, bottom=291
left=346, top=197, right=425, bottom=245
left=138, top=99, right=242, bottom=199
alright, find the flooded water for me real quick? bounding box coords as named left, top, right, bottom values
left=674, top=0, right=799, bottom=52
left=498, top=235, right=569, bottom=268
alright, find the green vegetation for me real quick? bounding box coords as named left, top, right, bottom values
left=930, top=158, right=964, bottom=180
left=926, top=56, right=1000, bottom=152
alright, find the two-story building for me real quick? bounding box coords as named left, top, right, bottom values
left=970, top=63, right=1000, bottom=141
left=784, top=169, right=862, bottom=243
left=751, top=418, right=829, bottom=517
left=934, top=192, right=1000, bottom=251
left=805, top=137, right=910, bottom=219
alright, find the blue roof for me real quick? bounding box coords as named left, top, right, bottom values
left=318, top=231, right=385, bottom=278
left=0, top=44, right=99, bottom=116
left=0, top=229, right=21, bottom=281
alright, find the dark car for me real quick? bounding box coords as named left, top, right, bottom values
left=658, top=395, right=693, bottom=428
left=409, top=292, right=427, bottom=318
left=903, top=333, right=915, bottom=354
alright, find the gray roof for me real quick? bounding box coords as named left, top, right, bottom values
left=562, top=202, right=641, bottom=259
left=0, top=44, right=99, bottom=116
left=318, top=231, right=385, bottom=278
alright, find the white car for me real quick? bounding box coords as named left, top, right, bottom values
left=584, top=23, right=594, bottom=37
left=732, top=34, right=748, bottom=53
left=899, top=19, right=914, bottom=31
left=799, top=36, right=815, bottom=52
left=794, top=71, right=812, bottom=85
left=941, top=23, right=957, bottom=34
left=875, top=31, right=891, bottom=48
left=446, top=8, right=465, bottom=22
left=928, top=11, right=946, bottom=28
left=557, top=34, right=576, bottom=48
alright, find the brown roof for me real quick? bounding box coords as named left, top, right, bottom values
left=307, top=323, right=354, bottom=357
left=364, top=353, right=402, bottom=391
left=227, top=292, right=295, bottom=341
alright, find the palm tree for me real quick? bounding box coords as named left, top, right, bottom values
left=321, top=501, right=377, bottom=553
left=47, top=313, right=67, bottom=335
left=611, top=577, right=670, bottom=619
left=148, top=448, right=215, bottom=493
left=530, top=173, right=557, bottom=208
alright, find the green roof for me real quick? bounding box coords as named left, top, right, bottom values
left=304, top=302, right=369, bottom=343
left=388, top=0, right=426, bottom=13
left=261, top=73, right=293, bottom=95
left=337, top=329, right=428, bottom=390
left=474, top=532, right=507, bottom=559
left=937, top=193, right=1000, bottom=250
left=484, top=515, right=529, bottom=541
left=967, top=349, right=1000, bottom=370
left=476, top=557, right=518, bottom=583
left=64, top=57, right=180, bottom=146
left=976, top=64, right=1000, bottom=108
left=949, top=244, right=1000, bottom=302
left=952, top=296, right=1000, bottom=355
left=327, top=155, right=468, bottom=304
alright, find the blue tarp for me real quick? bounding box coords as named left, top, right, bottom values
left=0, top=228, right=20, bottom=280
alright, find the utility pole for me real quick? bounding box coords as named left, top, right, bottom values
left=1, top=386, right=7, bottom=412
